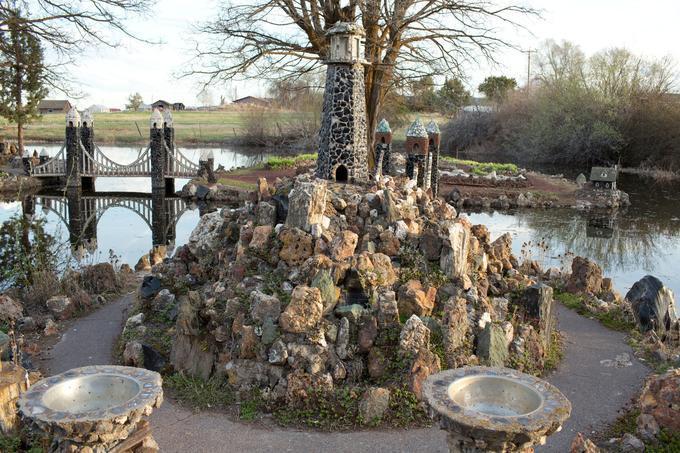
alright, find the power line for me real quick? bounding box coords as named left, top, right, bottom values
left=522, top=49, right=536, bottom=90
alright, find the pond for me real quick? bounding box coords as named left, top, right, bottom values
left=464, top=173, right=680, bottom=304
left=2, top=148, right=679, bottom=304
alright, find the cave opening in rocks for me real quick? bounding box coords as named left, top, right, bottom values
left=335, top=165, right=348, bottom=182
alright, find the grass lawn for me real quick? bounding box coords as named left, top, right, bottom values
left=0, top=110, right=451, bottom=146
left=0, top=110, right=316, bottom=145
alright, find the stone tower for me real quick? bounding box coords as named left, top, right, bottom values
left=65, top=107, right=81, bottom=188
left=427, top=120, right=441, bottom=197
left=405, top=118, right=429, bottom=187
left=315, top=22, right=369, bottom=183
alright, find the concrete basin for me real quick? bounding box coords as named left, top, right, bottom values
left=19, top=365, right=163, bottom=452
left=424, top=366, right=571, bottom=452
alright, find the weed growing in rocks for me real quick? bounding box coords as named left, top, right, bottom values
left=555, top=290, right=635, bottom=332
left=165, top=373, right=234, bottom=410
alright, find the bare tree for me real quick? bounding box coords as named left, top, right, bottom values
left=188, top=0, right=536, bottom=140
left=0, top=0, right=153, bottom=94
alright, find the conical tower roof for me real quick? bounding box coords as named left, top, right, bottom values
left=376, top=118, right=391, bottom=133
left=426, top=120, right=440, bottom=134
left=406, top=118, right=428, bottom=138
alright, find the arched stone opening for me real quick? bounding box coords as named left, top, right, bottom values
left=335, top=164, right=348, bottom=182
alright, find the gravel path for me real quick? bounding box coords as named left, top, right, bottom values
left=43, top=293, right=648, bottom=452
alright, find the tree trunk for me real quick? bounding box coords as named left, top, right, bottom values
left=17, top=121, right=24, bottom=156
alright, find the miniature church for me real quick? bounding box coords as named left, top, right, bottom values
left=315, top=22, right=369, bottom=183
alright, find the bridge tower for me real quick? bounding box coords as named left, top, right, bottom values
left=162, top=109, right=176, bottom=194
left=427, top=120, right=441, bottom=197
left=150, top=109, right=167, bottom=193
left=80, top=110, right=96, bottom=191
left=65, top=107, right=82, bottom=189
left=315, top=21, right=369, bottom=183
left=373, top=118, right=392, bottom=179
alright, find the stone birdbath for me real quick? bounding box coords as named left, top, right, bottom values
left=19, top=365, right=163, bottom=452
left=423, top=366, right=571, bottom=452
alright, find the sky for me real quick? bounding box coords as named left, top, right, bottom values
left=56, top=0, right=680, bottom=109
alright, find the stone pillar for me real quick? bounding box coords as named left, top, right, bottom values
left=316, top=22, right=369, bottom=183
left=21, top=150, right=31, bottom=175
left=82, top=196, right=98, bottom=252
left=80, top=110, right=96, bottom=191
left=405, top=118, right=429, bottom=187
left=65, top=107, right=82, bottom=188
left=150, top=109, right=166, bottom=191
left=374, top=118, right=392, bottom=179
left=22, top=196, right=35, bottom=219
left=39, top=148, right=49, bottom=165
left=163, top=110, right=176, bottom=194
left=198, top=150, right=216, bottom=184
left=427, top=120, right=441, bottom=197
left=0, top=362, right=28, bottom=435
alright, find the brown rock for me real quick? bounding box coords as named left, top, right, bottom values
left=278, top=227, right=313, bottom=266
left=378, top=230, right=400, bottom=256
left=358, top=316, right=378, bottom=352
left=331, top=230, right=359, bottom=261
left=419, top=228, right=442, bottom=261
left=566, top=256, right=603, bottom=294
left=409, top=349, right=441, bottom=400
left=471, top=224, right=490, bottom=244
left=0, top=363, right=28, bottom=434
left=257, top=177, right=270, bottom=201
left=0, top=295, right=22, bottom=323
left=279, top=286, right=323, bottom=333
left=238, top=325, right=259, bottom=359
left=249, top=225, right=273, bottom=250
left=569, top=433, right=601, bottom=452
left=135, top=254, right=151, bottom=272
left=638, top=368, right=680, bottom=433
left=358, top=387, right=391, bottom=423
left=367, top=348, right=388, bottom=379
left=398, top=280, right=435, bottom=318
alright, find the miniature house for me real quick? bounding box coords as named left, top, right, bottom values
left=405, top=118, right=429, bottom=185
left=66, top=107, right=81, bottom=128
left=590, top=166, right=618, bottom=191
left=315, top=22, right=370, bottom=183
left=374, top=118, right=392, bottom=178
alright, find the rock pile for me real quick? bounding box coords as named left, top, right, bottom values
left=147, top=172, right=559, bottom=420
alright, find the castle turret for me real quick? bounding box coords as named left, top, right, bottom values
left=315, top=22, right=369, bottom=183
left=65, top=107, right=82, bottom=188
left=405, top=118, right=429, bottom=187
left=374, top=118, right=392, bottom=178
left=149, top=109, right=165, bottom=191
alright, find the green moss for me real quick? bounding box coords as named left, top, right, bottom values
left=397, top=244, right=449, bottom=288
left=648, top=429, right=680, bottom=453
left=165, top=373, right=234, bottom=410
left=262, top=153, right=317, bottom=169
left=555, top=290, right=635, bottom=332
left=440, top=157, right=519, bottom=176
left=543, top=331, right=564, bottom=374
left=239, top=396, right=261, bottom=421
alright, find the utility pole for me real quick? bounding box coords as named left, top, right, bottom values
left=522, top=49, right=535, bottom=91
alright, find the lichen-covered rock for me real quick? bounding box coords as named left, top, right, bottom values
left=359, top=387, right=391, bottom=423
left=187, top=210, right=224, bottom=260
left=477, top=323, right=508, bottom=367
left=46, top=296, right=73, bottom=320
left=250, top=291, right=281, bottom=324
left=566, top=256, right=603, bottom=294
left=398, top=280, right=436, bottom=318
left=286, top=369, right=333, bottom=404
left=441, top=297, right=469, bottom=366
left=278, top=227, right=313, bottom=266
left=440, top=221, right=470, bottom=279
left=286, top=180, right=327, bottom=231
left=279, top=286, right=323, bottom=333
left=399, top=315, right=430, bottom=355
left=569, top=433, right=601, bottom=452
left=249, top=225, right=273, bottom=250
left=377, top=290, right=399, bottom=328
left=331, top=230, right=358, bottom=261
left=311, top=270, right=340, bottom=315
left=521, top=283, right=555, bottom=347
left=625, top=275, right=677, bottom=335
left=0, top=295, right=22, bottom=323
left=378, top=230, right=400, bottom=256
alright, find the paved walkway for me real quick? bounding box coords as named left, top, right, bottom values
left=44, top=294, right=648, bottom=452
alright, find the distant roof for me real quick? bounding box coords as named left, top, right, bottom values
left=38, top=100, right=71, bottom=109
left=326, top=22, right=365, bottom=36
left=406, top=118, right=428, bottom=138
left=152, top=100, right=171, bottom=106
left=376, top=118, right=391, bottom=133
left=233, top=96, right=270, bottom=104
left=590, top=167, right=618, bottom=182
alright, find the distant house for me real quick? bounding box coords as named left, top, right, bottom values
left=38, top=100, right=71, bottom=114
left=172, top=102, right=185, bottom=111
left=87, top=104, right=109, bottom=113
left=232, top=96, right=271, bottom=107
left=110, top=108, right=122, bottom=112
left=151, top=100, right=171, bottom=110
